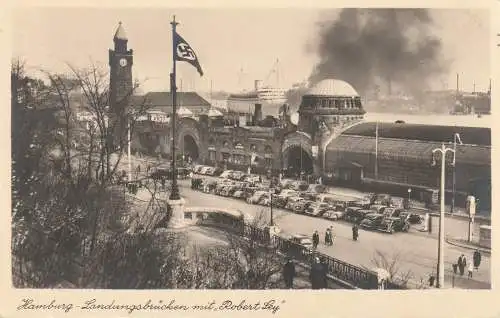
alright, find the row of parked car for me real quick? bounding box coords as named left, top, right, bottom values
left=192, top=168, right=424, bottom=234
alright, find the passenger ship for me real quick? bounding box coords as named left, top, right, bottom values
left=227, top=80, right=287, bottom=117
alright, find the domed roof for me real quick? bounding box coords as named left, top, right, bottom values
left=114, top=22, right=128, bottom=41
left=307, top=79, right=359, bottom=97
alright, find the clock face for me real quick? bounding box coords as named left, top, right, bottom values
left=119, top=58, right=127, bottom=67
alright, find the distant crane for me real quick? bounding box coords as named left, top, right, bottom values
left=263, top=59, right=281, bottom=87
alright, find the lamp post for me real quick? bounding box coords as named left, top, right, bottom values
left=269, top=188, right=274, bottom=226
left=451, top=133, right=462, bottom=214
left=407, top=188, right=412, bottom=203
left=432, top=143, right=456, bottom=288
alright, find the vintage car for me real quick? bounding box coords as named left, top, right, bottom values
left=378, top=217, right=410, bottom=233
left=247, top=190, right=268, bottom=204
left=285, top=196, right=304, bottom=210
left=383, top=207, right=404, bottom=218
left=400, top=211, right=423, bottom=224
left=322, top=210, right=345, bottom=221
left=290, top=234, right=314, bottom=248
left=280, top=179, right=296, bottom=189
left=343, top=207, right=365, bottom=223
left=193, top=165, right=205, bottom=174
left=348, top=196, right=372, bottom=209
left=232, top=190, right=247, bottom=199
left=370, top=204, right=387, bottom=214
left=290, top=180, right=309, bottom=191
left=292, top=200, right=314, bottom=214
left=306, top=184, right=327, bottom=194
left=360, top=213, right=385, bottom=230
left=244, top=174, right=261, bottom=183
left=218, top=170, right=234, bottom=179
left=305, top=202, right=334, bottom=217
left=230, top=170, right=246, bottom=181
left=371, top=193, right=393, bottom=206
left=299, top=192, right=318, bottom=201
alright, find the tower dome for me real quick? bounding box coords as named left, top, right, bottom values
left=307, top=79, right=359, bottom=97
left=297, top=78, right=365, bottom=138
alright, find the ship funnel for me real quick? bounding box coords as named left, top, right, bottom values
left=255, top=80, right=263, bottom=91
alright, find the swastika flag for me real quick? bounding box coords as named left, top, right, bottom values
left=173, top=31, right=204, bottom=76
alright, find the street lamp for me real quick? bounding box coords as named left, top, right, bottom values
left=407, top=188, right=412, bottom=202
left=431, top=143, right=456, bottom=289
left=451, top=133, right=463, bottom=214
left=269, top=187, right=275, bottom=226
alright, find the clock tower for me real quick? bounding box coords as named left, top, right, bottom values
left=109, top=22, right=133, bottom=141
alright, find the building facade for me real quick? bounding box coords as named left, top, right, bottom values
left=109, top=23, right=491, bottom=211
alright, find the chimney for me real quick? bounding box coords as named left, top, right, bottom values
left=254, top=104, right=263, bottom=124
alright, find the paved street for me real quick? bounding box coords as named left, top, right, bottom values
left=121, top=156, right=490, bottom=289
left=176, top=180, right=490, bottom=289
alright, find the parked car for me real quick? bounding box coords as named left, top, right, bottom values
left=322, top=210, right=345, bottom=221
left=247, top=191, right=268, bottom=204
left=219, top=170, right=234, bottom=179
left=232, top=190, right=246, bottom=199
left=277, top=189, right=298, bottom=199
left=257, top=193, right=272, bottom=206
left=400, top=211, right=423, bottom=224
left=292, top=200, right=314, bottom=214
left=193, top=165, right=205, bottom=174
left=299, top=192, right=318, bottom=201
left=234, top=171, right=247, bottom=181
left=244, top=174, right=261, bottom=183
left=285, top=196, right=304, bottom=210
left=305, top=202, right=333, bottom=217
left=360, top=213, right=385, bottom=230
left=280, top=179, right=295, bottom=189
left=290, top=234, right=313, bottom=248
left=290, top=180, right=309, bottom=191
left=199, top=166, right=211, bottom=175
left=306, top=184, right=327, bottom=194
left=372, top=193, right=393, bottom=206
left=378, top=217, right=410, bottom=233
left=349, top=196, right=372, bottom=209
left=343, top=207, right=365, bottom=222
left=370, top=204, right=387, bottom=214
left=383, top=207, right=404, bottom=218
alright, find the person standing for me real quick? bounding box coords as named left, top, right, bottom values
left=312, top=230, right=319, bottom=250
left=468, top=262, right=473, bottom=279
left=352, top=224, right=359, bottom=241
left=324, top=228, right=331, bottom=245
left=457, top=254, right=466, bottom=276
left=473, top=249, right=482, bottom=270
left=283, top=258, right=296, bottom=289
left=309, top=257, right=327, bottom=289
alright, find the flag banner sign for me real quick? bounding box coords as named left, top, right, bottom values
left=173, top=31, right=204, bottom=76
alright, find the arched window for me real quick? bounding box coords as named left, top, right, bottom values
left=250, top=144, right=257, bottom=152
left=264, top=145, right=273, bottom=153
left=208, top=137, right=215, bottom=145
left=223, top=140, right=229, bottom=148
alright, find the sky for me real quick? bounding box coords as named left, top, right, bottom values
left=12, top=8, right=492, bottom=94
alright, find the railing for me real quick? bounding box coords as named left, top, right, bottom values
left=197, top=213, right=385, bottom=289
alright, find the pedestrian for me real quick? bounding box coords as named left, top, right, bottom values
left=309, top=257, right=327, bottom=289
left=283, top=258, right=296, bottom=289
left=312, top=230, right=319, bottom=249
left=324, top=228, right=330, bottom=245
left=468, top=262, right=473, bottom=279
left=352, top=224, right=359, bottom=241
left=457, top=254, right=466, bottom=276
left=473, top=249, right=482, bottom=270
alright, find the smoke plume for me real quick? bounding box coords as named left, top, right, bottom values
left=309, top=9, right=447, bottom=98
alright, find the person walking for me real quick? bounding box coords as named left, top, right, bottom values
left=457, top=254, right=466, bottom=276
left=324, top=228, right=331, bottom=246
left=312, top=230, right=319, bottom=250
left=468, top=262, right=473, bottom=279
left=283, top=258, right=296, bottom=289
left=473, top=249, right=482, bottom=270
left=352, top=224, right=359, bottom=241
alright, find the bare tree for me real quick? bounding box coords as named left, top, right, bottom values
left=370, top=249, right=414, bottom=288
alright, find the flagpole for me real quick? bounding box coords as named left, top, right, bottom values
left=375, top=121, right=379, bottom=180
left=170, top=15, right=180, bottom=200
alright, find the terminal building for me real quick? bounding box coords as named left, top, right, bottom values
left=108, top=23, right=491, bottom=213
